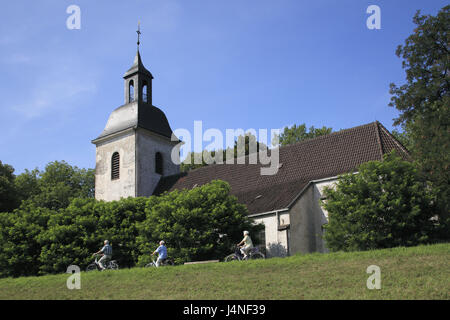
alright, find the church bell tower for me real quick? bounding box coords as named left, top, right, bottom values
left=91, top=24, right=180, bottom=201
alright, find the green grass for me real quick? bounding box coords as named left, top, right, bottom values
left=0, top=243, right=449, bottom=300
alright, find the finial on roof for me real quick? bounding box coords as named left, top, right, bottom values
left=136, top=20, right=141, bottom=51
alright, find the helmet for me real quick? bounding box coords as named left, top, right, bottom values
left=243, top=231, right=249, bottom=235
left=104, top=240, right=109, bottom=244
left=160, top=240, right=165, bottom=245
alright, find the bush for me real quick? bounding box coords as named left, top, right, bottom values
left=37, top=197, right=148, bottom=274
left=0, top=202, right=52, bottom=277
left=322, top=151, right=438, bottom=252
left=136, top=180, right=262, bottom=265
left=0, top=180, right=261, bottom=277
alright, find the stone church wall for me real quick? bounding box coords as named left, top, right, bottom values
left=136, top=128, right=180, bottom=197
left=94, top=130, right=136, bottom=201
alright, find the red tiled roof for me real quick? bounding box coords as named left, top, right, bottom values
left=154, top=121, right=410, bottom=214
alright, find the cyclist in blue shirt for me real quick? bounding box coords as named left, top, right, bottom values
left=93, top=240, right=113, bottom=270
left=152, top=240, right=167, bottom=267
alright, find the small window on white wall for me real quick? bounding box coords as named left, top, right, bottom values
left=111, top=152, right=120, bottom=180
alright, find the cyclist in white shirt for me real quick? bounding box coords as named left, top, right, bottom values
left=237, top=231, right=253, bottom=259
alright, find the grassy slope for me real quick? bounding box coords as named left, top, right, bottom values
left=0, top=243, right=449, bottom=300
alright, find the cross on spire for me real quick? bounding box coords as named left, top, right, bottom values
left=136, top=21, right=141, bottom=50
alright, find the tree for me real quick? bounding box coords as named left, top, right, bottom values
left=1, top=160, right=95, bottom=213
left=391, top=127, right=414, bottom=152
left=389, top=6, right=450, bottom=226
left=26, top=161, right=95, bottom=210
left=322, top=151, right=438, bottom=252
left=180, top=151, right=214, bottom=172
left=0, top=202, right=52, bottom=277
left=37, top=197, right=148, bottom=275
left=180, top=133, right=268, bottom=172
left=14, top=168, right=40, bottom=204
left=0, top=180, right=262, bottom=277
left=0, top=161, right=19, bottom=212
left=275, top=124, right=333, bottom=147
left=136, top=180, right=263, bottom=265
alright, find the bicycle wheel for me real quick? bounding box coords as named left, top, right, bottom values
left=224, top=254, right=239, bottom=262
left=145, top=262, right=156, bottom=268
left=164, top=259, right=174, bottom=266
left=86, top=263, right=97, bottom=272
left=108, top=261, right=119, bottom=270
left=249, top=252, right=265, bottom=260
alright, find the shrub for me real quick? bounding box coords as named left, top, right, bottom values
left=0, top=180, right=261, bottom=277
left=136, top=180, right=262, bottom=265
left=322, top=151, right=438, bottom=252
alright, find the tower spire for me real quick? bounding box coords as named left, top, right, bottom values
left=136, top=20, right=141, bottom=51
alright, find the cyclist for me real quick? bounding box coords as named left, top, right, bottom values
left=152, top=240, right=168, bottom=267
left=237, top=230, right=253, bottom=259
left=93, top=240, right=113, bottom=271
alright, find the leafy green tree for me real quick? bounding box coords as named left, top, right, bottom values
left=180, top=151, right=214, bottom=172
left=230, top=134, right=267, bottom=159
left=37, top=197, right=148, bottom=274
left=322, top=151, right=438, bottom=252
left=0, top=202, right=52, bottom=277
left=275, top=124, right=333, bottom=147
left=181, top=133, right=268, bottom=172
left=391, top=127, right=414, bottom=152
left=0, top=180, right=262, bottom=277
left=136, top=180, right=263, bottom=265
left=389, top=6, right=450, bottom=227
left=14, top=168, right=40, bottom=203
left=27, top=161, right=95, bottom=210
left=1, top=160, right=94, bottom=213
left=0, top=161, right=19, bottom=212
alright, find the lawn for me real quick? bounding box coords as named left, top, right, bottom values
left=0, top=243, right=448, bottom=300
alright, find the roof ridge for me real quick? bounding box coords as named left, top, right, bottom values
left=179, top=121, right=379, bottom=174
left=374, top=121, right=385, bottom=159
left=277, top=121, right=378, bottom=149
left=161, top=121, right=399, bottom=214
left=376, top=122, right=411, bottom=158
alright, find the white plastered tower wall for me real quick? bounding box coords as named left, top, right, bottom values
left=92, top=49, right=180, bottom=201
left=135, top=128, right=180, bottom=197
left=94, top=129, right=137, bottom=201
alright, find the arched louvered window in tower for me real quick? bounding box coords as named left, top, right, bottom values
left=129, top=80, right=134, bottom=103
left=111, top=152, right=120, bottom=180
left=142, top=81, right=148, bottom=103
left=155, top=152, right=163, bottom=175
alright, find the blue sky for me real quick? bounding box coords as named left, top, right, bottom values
left=0, top=0, right=447, bottom=174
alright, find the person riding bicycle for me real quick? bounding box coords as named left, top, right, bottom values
left=152, top=240, right=168, bottom=267
left=237, top=231, right=253, bottom=259
left=93, top=240, right=113, bottom=271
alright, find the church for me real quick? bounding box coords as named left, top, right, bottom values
left=92, top=48, right=410, bottom=258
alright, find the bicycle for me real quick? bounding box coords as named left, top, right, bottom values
left=145, top=256, right=175, bottom=268
left=224, top=246, right=265, bottom=262
left=86, top=254, right=119, bottom=271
